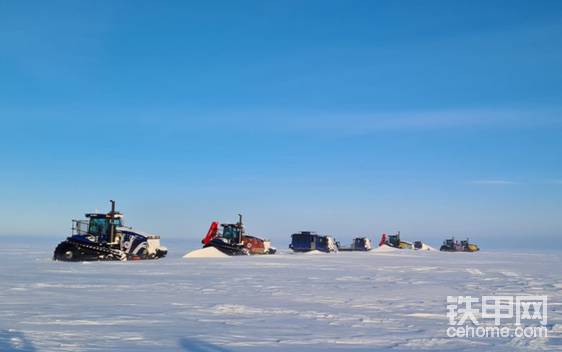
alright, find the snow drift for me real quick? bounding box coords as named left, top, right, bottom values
left=183, top=246, right=229, bottom=258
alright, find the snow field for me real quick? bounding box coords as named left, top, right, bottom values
left=1, top=245, right=561, bottom=351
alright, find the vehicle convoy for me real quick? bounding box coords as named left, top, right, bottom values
left=53, top=201, right=167, bottom=261
left=200, top=214, right=276, bottom=256
left=289, top=231, right=339, bottom=253
left=339, top=237, right=372, bottom=251
left=379, top=232, right=413, bottom=249
left=440, top=237, right=480, bottom=252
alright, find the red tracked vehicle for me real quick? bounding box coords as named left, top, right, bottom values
left=200, top=214, right=276, bottom=256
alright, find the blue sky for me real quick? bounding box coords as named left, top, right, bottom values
left=1, top=1, right=561, bottom=248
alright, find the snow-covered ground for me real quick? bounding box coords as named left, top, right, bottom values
left=1, top=242, right=561, bottom=351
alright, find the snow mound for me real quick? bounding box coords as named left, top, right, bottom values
left=183, top=247, right=228, bottom=258
left=372, top=244, right=399, bottom=252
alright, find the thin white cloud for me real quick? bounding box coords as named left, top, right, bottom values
left=183, top=106, right=562, bottom=135
left=4, top=106, right=561, bottom=137
left=470, top=180, right=519, bottom=185
left=294, top=107, right=562, bottom=134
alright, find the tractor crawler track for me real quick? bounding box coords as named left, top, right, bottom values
left=55, top=238, right=126, bottom=261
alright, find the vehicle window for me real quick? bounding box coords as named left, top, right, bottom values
left=89, top=218, right=109, bottom=237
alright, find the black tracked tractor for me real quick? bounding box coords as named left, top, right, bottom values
left=53, top=200, right=167, bottom=261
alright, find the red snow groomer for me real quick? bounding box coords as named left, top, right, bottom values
left=201, top=214, right=276, bottom=256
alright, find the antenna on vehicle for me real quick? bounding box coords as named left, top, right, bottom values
left=109, top=200, right=116, bottom=243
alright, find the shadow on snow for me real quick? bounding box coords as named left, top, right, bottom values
left=0, top=330, right=37, bottom=352
left=179, top=337, right=233, bottom=352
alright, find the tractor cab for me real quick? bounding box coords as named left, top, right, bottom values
left=220, top=220, right=243, bottom=244
left=387, top=234, right=401, bottom=248
left=85, top=214, right=123, bottom=241
left=73, top=200, right=123, bottom=244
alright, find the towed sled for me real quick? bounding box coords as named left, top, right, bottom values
left=338, top=237, right=373, bottom=251
left=289, top=231, right=339, bottom=253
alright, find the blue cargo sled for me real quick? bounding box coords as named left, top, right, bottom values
left=289, top=231, right=338, bottom=253
left=338, top=237, right=373, bottom=251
